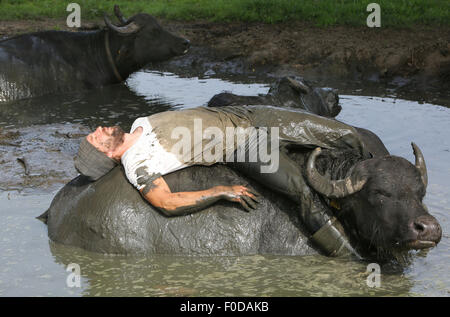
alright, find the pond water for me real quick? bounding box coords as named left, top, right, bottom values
left=0, top=70, right=448, bottom=296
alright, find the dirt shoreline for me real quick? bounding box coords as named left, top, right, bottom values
left=1, top=18, right=449, bottom=103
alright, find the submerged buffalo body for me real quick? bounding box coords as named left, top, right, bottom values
left=45, top=164, right=314, bottom=256
left=208, top=76, right=341, bottom=118
left=42, top=99, right=442, bottom=259
left=0, top=6, right=189, bottom=102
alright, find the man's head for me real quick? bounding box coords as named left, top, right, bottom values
left=87, top=126, right=125, bottom=155
left=74, top=126, right=125, bottom=181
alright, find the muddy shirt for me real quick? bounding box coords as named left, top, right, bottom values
left=121, top=107, right=251, bottom=191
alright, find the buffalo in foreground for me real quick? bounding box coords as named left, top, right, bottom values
left=40, top=86, right=442, bottom=260
left=0, top=6, right=190, bottom=102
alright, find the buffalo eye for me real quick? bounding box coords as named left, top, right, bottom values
left=374, top=189, right=392, bottom=198
left=368, top=189, right=391, bottom=206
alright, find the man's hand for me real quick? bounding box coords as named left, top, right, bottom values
left=140, top=177, right=260, bottom=216
left=219, top=185, right=260, bottom=212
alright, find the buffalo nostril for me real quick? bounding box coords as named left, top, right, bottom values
left=410, top=215, right=442, bottom=243
left=414, top=221, right=425, bottom=233
left=183, top=39, right=190, bottom=48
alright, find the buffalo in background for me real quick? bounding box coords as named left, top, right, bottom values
left=0, top=6, right=190, bottom=102
left=208, top=76, right=341, bottom=118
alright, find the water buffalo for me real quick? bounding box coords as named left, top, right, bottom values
left=0, top=6, right=190, bottom=102
left=303, top=144, right=441, bottom=258
left=208, top=76, right=341, bottom=118
left=41, top=104, right=442, bottom=260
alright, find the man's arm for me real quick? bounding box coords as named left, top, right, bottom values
left=139, top=176, right=260, bottom=216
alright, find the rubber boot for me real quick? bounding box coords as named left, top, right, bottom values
left=299, top=192, right=360, bottom=258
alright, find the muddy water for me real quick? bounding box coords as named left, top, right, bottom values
left=0, top=70, right=448, bottom=296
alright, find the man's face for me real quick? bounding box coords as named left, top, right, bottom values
left=86, top=126, right=125, bottom=154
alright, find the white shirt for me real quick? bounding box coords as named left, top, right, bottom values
left=121, top=117, right=188, bottom=191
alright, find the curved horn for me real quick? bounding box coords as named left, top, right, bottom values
left=306, top=147, right=367, bottom=198
left=104, top=14, right=140, bottom=34
left=411, top=142, right=428, bottom=188
left=286, top=77, right=311, bottom=94
left=114, top=5, right=128, bottom=25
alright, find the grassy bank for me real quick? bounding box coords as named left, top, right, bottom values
left=0, top=0, right=449, bottom=26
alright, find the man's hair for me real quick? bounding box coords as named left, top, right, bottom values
left=74, top=138, right=118, bottom=181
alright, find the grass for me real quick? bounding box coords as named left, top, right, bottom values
left=0, top=0, right=449, bottom=26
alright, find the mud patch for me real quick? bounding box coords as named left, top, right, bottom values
left=0, top=124, right=89, bottom=192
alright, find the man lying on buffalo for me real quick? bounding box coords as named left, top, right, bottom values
left=74, top=105, right=372, bottom=257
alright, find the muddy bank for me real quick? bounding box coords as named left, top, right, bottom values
left=168, top=21, right=450, bottom=80
left=162, top=21, right=450, bottom=106
left=1, top=18, right=449, bottom=105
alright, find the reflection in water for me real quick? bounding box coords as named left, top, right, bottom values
left=0, top=71, right=448, bottom=296
left=48, top=242, right=418, bottom=297
left=0, top=83, right=172, bottom=130
left=0, top=191, right=421, bottom=297
left=126, top=70, right=269, bottom=108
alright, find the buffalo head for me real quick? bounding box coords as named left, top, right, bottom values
left=306, top=143, right=442, bottom=258
left=268, top=76, right=341, bottom=117
left=104, top=5, right=190, bottom=69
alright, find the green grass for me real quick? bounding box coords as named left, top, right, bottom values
left=0, top=0, right=449, bottom=26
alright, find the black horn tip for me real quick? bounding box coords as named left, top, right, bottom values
left=411, top=141, right=428, bottom=188
left=113, top=4, right=128, bottom=24
left=411, top=142, right=423, bottom=158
